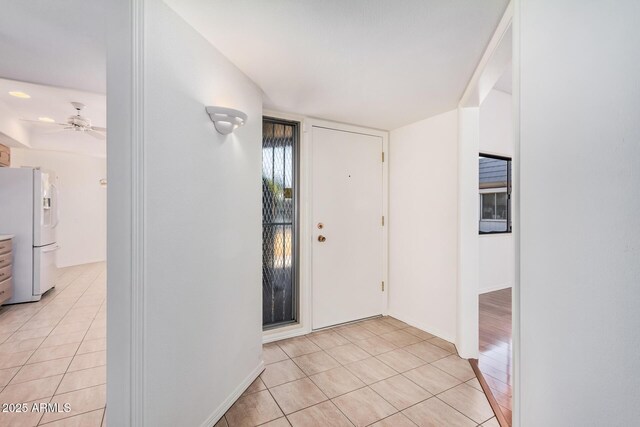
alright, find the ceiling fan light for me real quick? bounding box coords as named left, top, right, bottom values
left=38, top=117, right=55, bottom=123
left=9, top=91, right=30, bottom=99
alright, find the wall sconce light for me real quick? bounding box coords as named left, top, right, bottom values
left=205, top=106, right=247, bottom=135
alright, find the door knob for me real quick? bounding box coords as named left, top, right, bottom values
left=317, top=235, right=326, bottom=242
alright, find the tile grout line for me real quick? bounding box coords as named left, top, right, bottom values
left=399, top=369, right=490, bottom=426
left=38, top=407, right=105, bottom=426
left=0, top=265, right=102, bottom=426
left=0, top=267, right=84, bottom=341
left=277, top=370, right=358, bottom=427
left=260, top=334, right=457, bottom=394
left=291, top=337, right=407, bottom=425
left=7, top=357, right=106, bottom=387
left=230, top=316, right=491, bottom=427
left=268, top=320, right=465, bottom=427
left=255, top=344, right=359, bottom=427
left=14, top=266, right=103, bottom=426
left=1, top=267, right=103, bottom=391
left=37, top=272, right=106, bottom=426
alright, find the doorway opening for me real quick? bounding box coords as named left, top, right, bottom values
left=0, top=79, right=107, bottom=424
left=262, top=117, right=300, bottom=329
left=476, top=69, right=515, bottom=426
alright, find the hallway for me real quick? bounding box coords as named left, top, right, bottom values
left=0, top=262, right=106, bottom=426
left=220, top=317, right=498, bottom=426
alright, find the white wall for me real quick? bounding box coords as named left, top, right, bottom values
left=10, top=148, right=106, bottom=267
left=389, top=110, right=458, bottom=342
left=518, top=1, right=640, bottom=425
left=479, top=234, right=513, bottom=293
left=141, top=2, right=262, bottom=426
left=480, top=89, right=512, bottom=155
left=0, top=101, right=31, bottom=149
left=479, top=89, right=514, bottom=293
left=457, top=107, right=480, bottom=358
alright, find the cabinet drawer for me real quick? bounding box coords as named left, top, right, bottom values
left=0, top=252, right=11, bottom=269
left=0, top=150, right=9, bottom=167
left=0, top=143, right=9, bottom=167
left=0, top=239, right=12, bottom=255
left=0, top=264, right=10, bottom=282
left=0, top=277, right=12, bottom=304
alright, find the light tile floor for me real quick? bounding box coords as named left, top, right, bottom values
left=0, top=261, right=499, bottom=427
left=219, top=317, right=498, bottom=427
left=0, top=262, right=106, bottom=426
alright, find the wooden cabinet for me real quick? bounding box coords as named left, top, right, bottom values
left=0, top=239, right=12, bottom=255
left=0, top=144, right=10, bottom=167
left=0, top=237, right=13, bottom=305
left=0, top=278, right=11, bottom=304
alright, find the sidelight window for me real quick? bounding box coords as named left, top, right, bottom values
left=262, top=117, right=300, bottom=328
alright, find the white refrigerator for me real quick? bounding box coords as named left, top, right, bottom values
left=0, top=167, right=59, bottom=303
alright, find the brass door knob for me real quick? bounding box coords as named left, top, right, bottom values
left=317, top=235, right=326, bottom=242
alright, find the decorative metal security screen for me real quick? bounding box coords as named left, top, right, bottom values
left=262, top=118, right=299, bottom=328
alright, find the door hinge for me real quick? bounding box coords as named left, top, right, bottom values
left=381, top=281, right=385, bottom=292
left=382, top=216, right=385, bottom=226
left=382, top=152, right=385, bottom=162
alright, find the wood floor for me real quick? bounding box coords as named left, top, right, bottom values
left=478, top=288, right=512, bottom=426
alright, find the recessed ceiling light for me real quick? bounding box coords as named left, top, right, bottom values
left=8, top=91, right=31, bottom=99
left=38, top=117, right=55, bottom=123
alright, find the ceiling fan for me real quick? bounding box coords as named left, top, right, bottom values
left=22, top=102, right=107, bottom=140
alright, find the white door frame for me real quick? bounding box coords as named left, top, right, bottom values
left=456, top=1, right=518, bottom=425
left=456, top=1, right=512, bottom=357
left=263, top=113, right=389, bottom=343
left=106, top=0, right=145, bottom=425
left=261, top=110, right=312, bottom=343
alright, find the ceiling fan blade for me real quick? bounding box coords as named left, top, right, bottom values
left=87, top=130, right=106, bottom=140
left=90, top=126, right=107, bottom=132
left=43, top=129, right=69, bottom=134
left=20, top=119, right=68, bottom=126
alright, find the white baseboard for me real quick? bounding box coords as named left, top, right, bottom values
left=200, top=361, right=265, bottom=427
left=263, top=324, right=311, bottom=344
left=263, top=314, right=390, bottom=344
left=479, top=283, right=512, bottom=294
left=57, top=258, right=107, bottom=269
left=387, top=312, right=456, bottom=345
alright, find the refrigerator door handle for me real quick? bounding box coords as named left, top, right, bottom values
left=51, top=183, right=60, bottom=228
left=42, top=245, right=60, bottom=253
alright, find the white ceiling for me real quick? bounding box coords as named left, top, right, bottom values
left=0, top=78, right=106, bottom=158
left=0, top=0, right=106, bottom=94
left=165, top=0, right=510, bottom=130
left=0, top=1, right=508, bottom=133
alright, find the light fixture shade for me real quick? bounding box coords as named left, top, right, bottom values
left=205, top=106, right=247, bottom=135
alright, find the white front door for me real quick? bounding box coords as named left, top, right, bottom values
left=312, top=126, right=384, bottom=329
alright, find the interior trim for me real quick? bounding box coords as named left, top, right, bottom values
left=469, top=358, right=510, bottom=427
left=130, top=0, right=145, bottom=425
